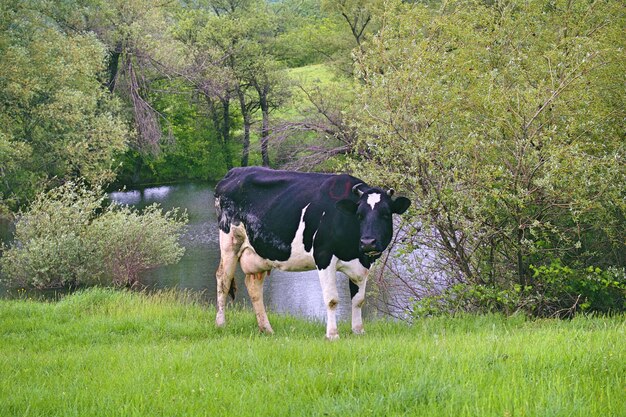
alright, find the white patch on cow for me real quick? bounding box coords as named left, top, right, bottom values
left=233, top=204, right=318, bottom=274
left=367, top=193, right=381, bottom=210
left=276, top=204, right=316, bottom=271
left=337, top=258, right=369, bottom=281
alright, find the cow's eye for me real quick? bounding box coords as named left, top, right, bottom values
left=357, top=213, right=364, bottom=221
left=381, top=213, right=391, bottom=220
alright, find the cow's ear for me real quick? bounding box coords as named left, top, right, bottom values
left=336, top=199, right=358, bottom=215
left=391, top=197, right=411, bottom=214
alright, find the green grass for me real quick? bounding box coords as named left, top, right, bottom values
left=1, top=288, right=624, bottom=417
left=287, top=63, right=337, bottom=87
left=275, top=63, right=351, bottom=120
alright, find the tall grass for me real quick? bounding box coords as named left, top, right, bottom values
left=1, top=288, right=624, bottom=417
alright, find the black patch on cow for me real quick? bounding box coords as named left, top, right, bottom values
left=349, top=279, right=359, bottom=299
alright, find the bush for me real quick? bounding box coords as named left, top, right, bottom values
left=528, top=261, right=626, bottom=317
left=0, top=182, right=104, bottom=288
left=88, top=204, right=186, bottom=286
left=410, top=262, right=626, bottom=319
left=0, top=181, right=187, bottom=288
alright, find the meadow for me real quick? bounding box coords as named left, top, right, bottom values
left=0, top=288, right=624, bottom=417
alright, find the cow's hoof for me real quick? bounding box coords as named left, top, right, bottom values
left=259, top=325, right=274, bottom=334
left=326, top=333, right=340, bottom=341
left=352, top=326, right=365, bottom=335
left=215, top=315, right=226, bottom=328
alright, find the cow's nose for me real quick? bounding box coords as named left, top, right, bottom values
left=360, top=238, right=376, bottom=251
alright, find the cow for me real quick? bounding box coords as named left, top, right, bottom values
left=214, top=167, right=411, bottom=340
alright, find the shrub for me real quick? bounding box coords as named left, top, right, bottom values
left=0, top=182, right=104, bottom=288
left=0, top=182, right=187, bottom=288
left=351, top=0, right=625, bottom=317
left=88, top=204, right=186, bottom=286
left=410, top=262, right=626, bottom=319
left=528, top=261, right=626, bottom=317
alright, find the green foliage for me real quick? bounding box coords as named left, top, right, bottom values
left=411, top=283, right=527, bottom=318
left=351, top=0, right=626, bottom=315
left=0, top=183, right=105, bottom=288
left=1, top=289, right=624, bottom=416
left=0, top=9, right=131, bottom=210
left=528, top=261, right=626, bottom=316
left=114, top=79, right=231, bottom=184
left=0, top=182, right=187, bottom=288
left=88, top=204, right=187, bottom=286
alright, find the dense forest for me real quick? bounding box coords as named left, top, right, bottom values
left=1, top=0, right=624, bottom=315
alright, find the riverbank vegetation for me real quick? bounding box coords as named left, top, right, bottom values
left=0, top=182, right=187, bottom=288
left=1, top=0, right=624, bottom=316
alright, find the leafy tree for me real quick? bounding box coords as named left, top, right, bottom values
left=114, top=79, right=229, bottom=184
left=0, top=5, right=130, bottom=210
left=36, top=0, right=182, bottom=154
left=174, top=0, right=289, bottom=168
left=271, top=0, right=325, bottom=67
left=350, top=0, right=625, bottom=315
left=321, top=0, right=384, bottom=75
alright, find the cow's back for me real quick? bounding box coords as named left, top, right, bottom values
left=215, top=167, right=360, bottom=262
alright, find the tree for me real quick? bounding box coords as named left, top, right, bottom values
left=30, top=0, right=180, bottom=155
left=174, top=0, right=288, bottom=168
left=321, top=0, right=384, bottom=75
left=272, top=79, right=358, bottom=170
left=0, top=4, right=130, bottom=210
left=350, top=0, right=625, bottom=315
left=322, top=0, right=378, bottom=46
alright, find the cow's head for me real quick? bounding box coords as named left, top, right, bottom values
left=336, top=183, right=411, bottom=258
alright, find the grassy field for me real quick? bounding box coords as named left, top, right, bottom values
left=0, top=288, right=624, bottom=417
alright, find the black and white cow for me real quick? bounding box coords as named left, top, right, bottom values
left=214, top=167, right=410, bottom=340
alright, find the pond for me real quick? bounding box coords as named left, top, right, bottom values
left=108, top=183, right=369, bottom=322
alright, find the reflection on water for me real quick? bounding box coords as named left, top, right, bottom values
left=109, top=183, right=361, bottom=322
left=109, top=190, right=142, bottom=206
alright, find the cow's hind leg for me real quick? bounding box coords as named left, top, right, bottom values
left=244, top=271, right=273, bottom=334
left=216, top=228, right=242, bottom=328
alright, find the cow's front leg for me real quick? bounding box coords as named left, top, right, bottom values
left=318, top=261, right=340, bottom=340
left=244, top=272, right=273, bottom=334
left=349, top=279, right=367, bottom=335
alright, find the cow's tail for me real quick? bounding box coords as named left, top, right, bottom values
left=228, top=279, right=237, bottom=300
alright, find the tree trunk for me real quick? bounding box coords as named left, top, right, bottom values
left=131, top=156, right=143, bottom=184
left=259, top=86, right=270, bottom=167
left=237, top=87, right=251, bottom=167
left=221, top=96, right=233, bottom=170
left=107, top=43, right=122, bottom=92
left=206, top=95, right=233, bottom=171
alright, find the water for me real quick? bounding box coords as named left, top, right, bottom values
left=109, top=183, right=360, bottom=321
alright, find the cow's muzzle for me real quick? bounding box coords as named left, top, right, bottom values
left=360, top=238, right=380, bottom=257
